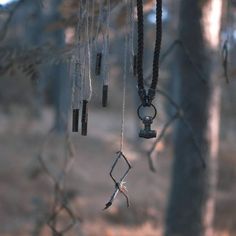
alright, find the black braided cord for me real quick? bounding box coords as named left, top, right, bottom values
left=150, top=0, right=162, bottom=91
left=136, top=0, right=162, bottom=106
left=137, top=0, right=144, bottom=90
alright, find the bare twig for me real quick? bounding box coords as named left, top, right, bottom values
left=160, top=39, right=207, bottom=83
left=0, top=0, right=27, bottom=42
left=145, top=87, right=206, bottom=171
left=147, top=111, right=179, bottom=172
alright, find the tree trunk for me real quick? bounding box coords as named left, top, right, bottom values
left=46, top=0, right=70, bottom=132
left=165, top=0, right=222, bottom=236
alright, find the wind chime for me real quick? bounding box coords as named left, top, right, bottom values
left=70, top=0, right=162, bottom=208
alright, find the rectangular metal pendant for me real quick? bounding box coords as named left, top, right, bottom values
left=72, top=109, right=79, bottom=132
left=102, top=85, right=108, bottom=107
left=81, top=100, right=88, bottom=136
left=95, top=52, right=102, bottom=76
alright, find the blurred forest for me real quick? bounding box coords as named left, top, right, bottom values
left=0, top=0, right=236, bottom=236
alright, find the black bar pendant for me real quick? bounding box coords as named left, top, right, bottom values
left=72, top=109, right=79, bottom=132
left=102, top=85, right=108, bottom=107
left=95, top=53, right=102, bottom=76
left=81, top=100, right=88, bottom=136
left=133, top=54, right=137, bottom=77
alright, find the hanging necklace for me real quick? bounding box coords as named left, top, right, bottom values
left=94, top=0, right=110, bottom=107
left=71, top=55, right=80, bottom=132
left=80, top=0, right=93, bottom=136
left=71, top=3, right=84, bottom=133
left=104, top=0, right=132, bottom=210
left=101, top=0, right=110, bottom=107
left=136, top=0, right=162, bottom=139
left=94, top=0, right=103, bottom=76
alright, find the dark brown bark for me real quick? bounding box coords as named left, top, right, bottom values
left=165, top=0, right=222, bottom=235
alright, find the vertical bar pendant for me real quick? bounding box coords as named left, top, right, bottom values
left=95, top=52, right=102, bottom=76
left=81, top=100, right=88, bottom=136
left=102, top=85, right=108, bottom=107
left=72, top=109, right=79, bottom=132
left=133, top=54, right=137, bottom=77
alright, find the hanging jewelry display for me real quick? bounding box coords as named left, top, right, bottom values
left=93, top=0, right=110, bottom=107
left=71, top=56, right=80, bottom=132
left=101, top=0, right=110, bottom=107
left=104, top=0, right=132, bottom=210
left=136, top=0, right=162, bottom=139
left=71, top=2, right=84, bottom=133
left=94, top=0, right=103, bottom=76
left=79, top=0, right=93, bottom=136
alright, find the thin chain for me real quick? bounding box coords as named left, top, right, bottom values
left=120, top=0, right=129, bottom=152
left=90, top=0, right=95, bottom=45
left=81, top=47, right=85, bottom=101
left=95, top=0, right=103, bottom=52
left=104, top=0, right=132, bottom=210
left=85, top=0, right=93, bottom=101
left=103, top=0, right=110, bottom=86
left=76, top=3, right=83, bottom=109
left=128, top=0, right=135, bottom=72
left=71, top=5, right=83, bottom=110
left=90, top=0, right=95, bottom=63
left=77, top=1, right=86, bottom=104
left=70, top=56, right=80, bottom=109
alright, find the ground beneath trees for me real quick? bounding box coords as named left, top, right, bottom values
left=0, top=107, right=235, bottom=236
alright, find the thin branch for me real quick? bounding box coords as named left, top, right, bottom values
left=158, top=87, right=205, bottom=167
left=0, top=0, right=27, bottom=42
left=141, top=82, right=206, bottom=172
left=160, top=39, right=207, bottom=83
left=147, top=112, right=179, bottom=172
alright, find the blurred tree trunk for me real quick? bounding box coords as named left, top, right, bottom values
left=165, top=0, right=222, bottom=236
left=166, top=0, right=181, bottom=118
left=26, top=2, right=43, bottom=117
left=46, top=0, right=70, bottom=132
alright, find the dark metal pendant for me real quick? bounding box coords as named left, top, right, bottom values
left=81, top=100, right=88, bottom=136
left=102, top=85, right=108, bottom=107
left=137, top=103, right=157, bottom=139
left=95, top=52, right=102, bottom=76
left=139, top=116, right=156, bottom=139
left=72, top=109, right=79, bottom=132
